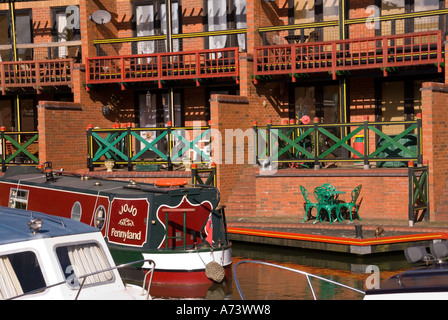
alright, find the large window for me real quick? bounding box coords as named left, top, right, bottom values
left=381, top=0, right=443, bottom=35
left=293, top=0, right=339, bottom=41
left=206, top=0, right=247, bottom=50
left=52, top=7, right=81, bottom=60
left=14, top=10, right=33, bottom=61
left=56, top=242, right=113, bottom=287
left=134, top=1, right=180, bottom=54
left=294, top=84, right=339, bottom=123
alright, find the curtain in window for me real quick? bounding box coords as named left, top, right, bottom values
left=0, top=256, right=23, bottom=299
left=235, top=0, right=246, bottom=51
left=67, top=243, right=113, bottom=285
left=56, top=12, right=68, bottom=58
left=136, top=5, right=155, bottom=55
left=208, top=0, right=227, bottom=50
left=161, top=1, right=179, bottom=52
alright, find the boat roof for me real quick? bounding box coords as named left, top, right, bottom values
left=1, top=166, right=203, bottom=197
left=0, top=206, right=99, bottom=246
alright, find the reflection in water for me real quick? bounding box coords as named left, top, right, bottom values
left=135, top=242, right=411, bottom=300
left=229, top=242, right=410, bottom=300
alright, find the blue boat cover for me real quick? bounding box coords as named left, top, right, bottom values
left=0, top=206, right=99, bottom=245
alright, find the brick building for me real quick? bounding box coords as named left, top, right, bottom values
left=1, top=0, right=448, bottom=224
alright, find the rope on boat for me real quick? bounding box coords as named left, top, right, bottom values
left=232, top=260, right=365, bottom=300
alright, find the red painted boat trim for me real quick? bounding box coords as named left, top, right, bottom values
left=147, top=264, right=232, bottom=285
left=228, top=227, right=448, bottom=246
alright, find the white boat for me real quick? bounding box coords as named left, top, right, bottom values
left=364, top=242, right=448, bottom=300
left=0, top=206, right=154, bottom=300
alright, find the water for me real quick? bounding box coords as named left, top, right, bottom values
left=229, top=242, right=410, bottom=300
left=146, top=241, right=411, bottom=300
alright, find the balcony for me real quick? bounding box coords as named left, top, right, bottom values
left=85, top=47, right=239, bottom=90
left=0, top=41, right=80, bottom=95
left=254, top=31, right=443, bottom=83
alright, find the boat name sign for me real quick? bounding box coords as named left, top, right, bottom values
left=107, top=198, right=149, bottom=247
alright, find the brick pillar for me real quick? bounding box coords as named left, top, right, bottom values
left=420, top=82, right=448, bottom=221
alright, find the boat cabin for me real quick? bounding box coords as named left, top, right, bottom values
left=0, top=206, right=151, bottom=300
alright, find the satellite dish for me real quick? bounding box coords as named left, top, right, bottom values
left=90, top=10, right=111, bottom=25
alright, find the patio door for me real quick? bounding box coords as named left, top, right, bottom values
left=137, top=91, right=182, bottom=158
left=294, top=84, right=340, bottom=123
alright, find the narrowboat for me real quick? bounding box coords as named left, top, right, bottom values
left=0, top=206, right=152, bottom=300
left=0, top=164, right=232, bottom=296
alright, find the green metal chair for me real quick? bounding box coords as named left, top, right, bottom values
left=337, top=185, right=363, bottom=222
left=313, top=186, right=338, bottom=224
left=299, top=185, right=318, bottom=223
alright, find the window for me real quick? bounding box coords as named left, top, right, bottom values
left=56, top=242, right=113, bottom=288
left=0, top=251, right=46, bottom=299
left=19, top=98, right=37, bottom=132
left=294, top=85, right=339, bottom=123
left=8, top=188, right=29, bottom=210
left=207, top=0, right=228, bottom=49
left=71, top=202, right=82, bottom=221
left=0, top=98, right=14, bottom=131
left=134, top=1, right=180, bottom=54
left=293, top=0, right=339, bottom=41
left=381, top=0, right=443, bottom=35
left=52, top=6, right=81, bottom=59
left=206, top=0, right=247, bottom=50
left=137, top=91, right=182, bottom=157
left=94, top=206, right=106, bottom=230
left=0, top=13, right=10, bottom=61
left=14, top=10, right=33, bottom=61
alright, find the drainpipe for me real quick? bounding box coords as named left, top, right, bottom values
left=8, top=0, right=22, bottom=134
left=167, top=0, right=174, bottom=126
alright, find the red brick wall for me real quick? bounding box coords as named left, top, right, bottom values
left=255, top=169, right=410, bottom=220
left=421, top=82, right=448, bottom=221
left=210, top=92, right=285, bottom=204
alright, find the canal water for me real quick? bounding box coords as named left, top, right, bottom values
left=147, top=241, right=411, bottom=300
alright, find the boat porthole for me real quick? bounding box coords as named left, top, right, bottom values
left=71, top=202, right=82, bottom=221
left=95, top=205, right=106, bottom=230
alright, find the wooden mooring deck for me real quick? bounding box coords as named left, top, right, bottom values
left=227, top=220, right=448, bottom=255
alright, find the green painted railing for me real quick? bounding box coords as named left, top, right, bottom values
left=0, top=129, right=39, bottom=172
left=254, top=115, right=422, bottom=169
left=408, top=163, right=429, bottom=224
left=86, top=122, right=211, bottom=171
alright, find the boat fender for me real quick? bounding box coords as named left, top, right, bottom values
left=205, top=261, right=225, bottom=283
left=154, top=178, right=188, bottom=187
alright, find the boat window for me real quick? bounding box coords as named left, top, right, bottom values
left=0, top=251, right=46, bottom=299
left=94, top=206, right=106, bottom=230
left=56, top=242, right=114, bottom=288
left=8, top=188, right=29, bottom=210
left=71, top=202, right=82, bottom=221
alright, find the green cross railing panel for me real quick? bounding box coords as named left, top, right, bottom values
left=87, top=123, right=211, bottom=171
left=254, top=115, right=422, bottom=169
left=408, top=164, right=429, bottom=223
left=0, top=130, right=39, bottom=172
